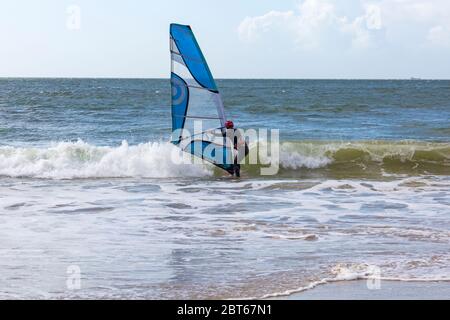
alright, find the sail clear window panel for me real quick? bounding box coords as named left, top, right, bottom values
left=170, top=38, right=180, bottom=54
left=172, top=59, right=203, bottom=89
left=171, top=53, right=185, bottom=66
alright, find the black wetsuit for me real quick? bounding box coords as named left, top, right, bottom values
left=232, top=129, right=249, bottom=177
left=233, top=134, right=240, bottom=177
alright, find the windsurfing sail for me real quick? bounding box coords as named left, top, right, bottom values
left=170, top=23, right=234, bottom=173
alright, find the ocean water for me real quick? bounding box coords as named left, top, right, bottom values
left=0, top=78, right=449, bottom=299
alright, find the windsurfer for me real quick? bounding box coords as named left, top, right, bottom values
left=225, top=120, right=249, bottom=177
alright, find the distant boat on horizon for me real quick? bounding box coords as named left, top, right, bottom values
left=409, top=77, right=422, bottom=80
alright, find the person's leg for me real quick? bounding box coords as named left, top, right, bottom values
left=234, top=164, right=240, bottom=177
left=233, top=156, right=240, bottom=177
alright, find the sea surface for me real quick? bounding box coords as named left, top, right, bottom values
left=0, top=78, right=449, bottom=299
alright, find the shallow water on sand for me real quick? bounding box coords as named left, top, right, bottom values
left=1, top=176, right=449, bottom=299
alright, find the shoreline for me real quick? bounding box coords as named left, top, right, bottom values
left=266, top=280, right=450, bottom=300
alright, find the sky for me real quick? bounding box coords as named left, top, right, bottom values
left=1, top=0, right=450, bottom=79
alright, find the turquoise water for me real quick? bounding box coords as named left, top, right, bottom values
left=0, top=79, right=449, bottom=299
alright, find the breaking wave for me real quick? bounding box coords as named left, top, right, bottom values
left=0, top=139, right=448, bottom=179
left=0, top=140, right=210, bottom=179
left=275, top=140, right=449, bottom=177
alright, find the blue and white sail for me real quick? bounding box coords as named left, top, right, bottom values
left=170, top=23, right=234, bottom=173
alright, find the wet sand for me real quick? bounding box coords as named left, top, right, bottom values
left=269, top=280, right=450, bottom=300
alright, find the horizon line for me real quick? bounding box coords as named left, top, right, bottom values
left=1, top=76, right=449, bottom=81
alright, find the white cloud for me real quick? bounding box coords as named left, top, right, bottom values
left=380, top=0, right=450, bottom=47
left=238, top=0, right=384, bottom=49
left=365, top=4, right=382, bottom=30
left=238, top=10, right=295, bottom=42
left=339, top=3, right=384, bottom=49
left=293, top=0, right=336, bottom=48
left=238, top=0, right=450, bottom=50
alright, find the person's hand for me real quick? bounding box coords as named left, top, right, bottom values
left=237, top=139, right=246, bottom=147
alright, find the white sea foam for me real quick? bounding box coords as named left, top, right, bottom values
left=0, top=140, right=448, bottom=179
left=279, top=149, right=332, bottom=169
left=1, top=175, right=449, bottom=299
left=0, top=140, right=211, bottom=179
left=259, top=259, right=450, bottom=300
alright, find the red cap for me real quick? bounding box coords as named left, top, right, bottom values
left=225, top=120, right=234, bottom=129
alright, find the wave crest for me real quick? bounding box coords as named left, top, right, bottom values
left=0, top=140, right=210, bottom=179
left=276, top=140, right=450, bottom=176
left=0, top=140, right=448, bottom=179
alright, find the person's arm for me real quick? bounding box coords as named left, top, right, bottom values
left=236, top=138, right=246, bottom=147
left=235, top=134, right=246, bottom=148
